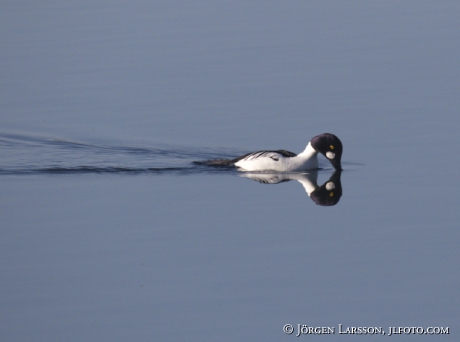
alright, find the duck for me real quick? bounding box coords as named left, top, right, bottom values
left=232, top=133, right=343, bottom=172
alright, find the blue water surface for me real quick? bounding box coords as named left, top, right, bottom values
left=1, top=1, right=459, bottom=341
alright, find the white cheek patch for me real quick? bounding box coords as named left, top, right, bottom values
left=326, top=182, right=335, bottom=190
left=326, top=151, right=335, bottom=159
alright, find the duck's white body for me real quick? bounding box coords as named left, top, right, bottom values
left=234, top=142, right=319, bottom=172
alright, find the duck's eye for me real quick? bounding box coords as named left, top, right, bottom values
left=330, top=145, right=334, bottom=150
left=329, top=192, right=334, bottom=197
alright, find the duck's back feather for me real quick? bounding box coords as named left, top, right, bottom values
left=231, top=150, right=296, bottom=163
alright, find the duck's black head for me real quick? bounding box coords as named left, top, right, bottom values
left=311, top=133, right=343, bottom=171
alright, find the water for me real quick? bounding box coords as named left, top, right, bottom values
left=0, top=132, right=245, bottom=175
left=1, top=1, right=459, bottom=341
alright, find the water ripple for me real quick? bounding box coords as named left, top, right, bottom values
left=0, top=132, right=240, bottom=176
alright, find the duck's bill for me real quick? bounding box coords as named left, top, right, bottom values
left=329, top=159, right=342, bottom=171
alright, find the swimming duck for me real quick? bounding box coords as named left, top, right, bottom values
left=232, top=133, right=343, bottom=172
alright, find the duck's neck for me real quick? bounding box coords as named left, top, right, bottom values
left=291, top=142, right=319, bottom=170
left=299, top=142, right=318, bottom=158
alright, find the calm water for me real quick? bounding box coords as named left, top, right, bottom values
left=1, top=1, right=459, bottom=341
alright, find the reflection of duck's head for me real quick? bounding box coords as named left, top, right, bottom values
left=240, top=171, right=343, bottom=207
left=310, top=171, right=342, bottom=206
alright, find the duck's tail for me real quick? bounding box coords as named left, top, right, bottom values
left=192, top=159, right=235, bottom=167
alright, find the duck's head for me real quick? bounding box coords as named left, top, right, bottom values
left=311, top=133, right=343, bottom=171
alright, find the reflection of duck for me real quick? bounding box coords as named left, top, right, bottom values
left=194, top=133, right=343, bottom=172
left=241, top=171, right=343, bottom=206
